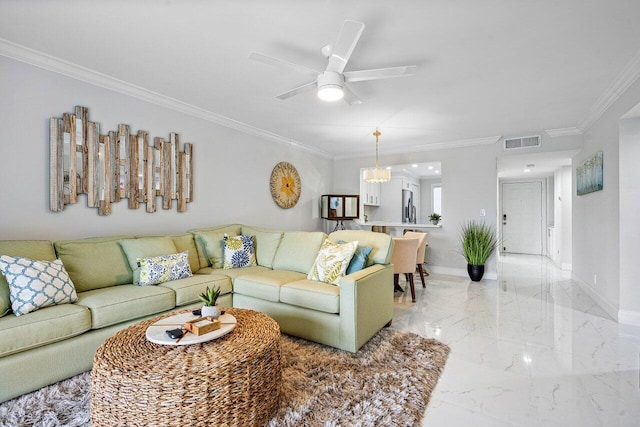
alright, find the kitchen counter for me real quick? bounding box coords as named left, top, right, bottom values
left=353, top=220, right=442, bottom=229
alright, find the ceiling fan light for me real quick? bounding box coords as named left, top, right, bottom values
left=317, top=85, right=344, bottom=102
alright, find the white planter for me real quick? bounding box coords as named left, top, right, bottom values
left=201, top=304, right=221, bottom=319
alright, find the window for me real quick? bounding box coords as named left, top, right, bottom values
left=432, top=184, right=442, bottom=215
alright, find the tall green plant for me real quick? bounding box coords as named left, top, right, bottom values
left=459, top=220, right=498, bottom=265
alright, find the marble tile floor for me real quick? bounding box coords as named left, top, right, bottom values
left=391, top=254, right=640, bottom=426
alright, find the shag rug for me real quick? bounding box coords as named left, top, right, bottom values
left=0, top=328, right=449, bottom=427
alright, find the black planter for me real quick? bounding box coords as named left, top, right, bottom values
left=467, top=264, right=485, bottom=281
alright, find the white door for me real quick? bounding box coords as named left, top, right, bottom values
left=501, top=182, right=543, bottom=254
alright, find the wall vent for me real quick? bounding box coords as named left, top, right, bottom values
left=503, top=135, right=541, bottom=150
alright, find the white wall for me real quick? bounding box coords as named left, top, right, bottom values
left=618, top=113, right=640, bottom=325
left=572, top=76, right=640, bottom=322
left=0, top=57, right=332, bottom=240
left=552, top=166, right=572, bottom=269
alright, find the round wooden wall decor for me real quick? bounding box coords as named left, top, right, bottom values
left=270, top=162, right=301, bottom=209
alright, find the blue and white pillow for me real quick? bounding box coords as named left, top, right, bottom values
left=0, top=255, right=78, bottom=316
left=137, top=251, right=192, bottom=286
left=223, top=235, right=257, bottom=269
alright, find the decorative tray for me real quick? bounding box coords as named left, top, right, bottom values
left=145, top=312, right=236, bottom=346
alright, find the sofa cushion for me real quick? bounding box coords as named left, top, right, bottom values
left=190, top=225, right=243, bottom=269
left=119, top=236, right=178, bottom=284
left=223, top=235, right=257, bottom=269
left=199, top=265, right=271, bottom=280
left=0, top=255, right=78, bottom=316
left=0, top=240, right=56, bottom=318
left=241, top=225, right=283, bottom=268
left=54, top=235, right=133, bottom=292
left=138, top=251, right=192, bottom=286
left=280, top=279, right=340, bottom=314
left=307, top=240, right=358, bottom=285
left=328, top=230, right=394, bottom=266
left=233, top=270, right=306, bottom=302
left=75, top=285, right=175, bottom=329
left=271, top=231, right=327, bottom=274
left=0, top=304, right=91, bottom=357
left=170, top=233, right=201, bottom=274
left=159, top=274, right=232, bottom=306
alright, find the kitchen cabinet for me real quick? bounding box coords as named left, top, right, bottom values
left=360, top=176, right=381, bottom=206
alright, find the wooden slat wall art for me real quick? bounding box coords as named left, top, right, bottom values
left=49, top=118, right=63, bottom=212
left=49, top=106, right=194, bottom=215
left=75, top=106, right=88, bottom=194
left=86, top=121, right=99, bottom=208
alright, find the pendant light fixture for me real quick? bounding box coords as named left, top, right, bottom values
left=363, top=129, right=391, bottom=183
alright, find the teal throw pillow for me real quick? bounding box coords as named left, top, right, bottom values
left=0, top=255, right=78, bottom=316
left=137, top=251, right=192, bottom=286
left=347, top=245, right=373, bottom=274
left=339, top=241, right=373, bottom=275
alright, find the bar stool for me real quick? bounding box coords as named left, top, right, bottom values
left=403, top=231, right=429, bottom=287
left=391, top=237, right=420, bottom=302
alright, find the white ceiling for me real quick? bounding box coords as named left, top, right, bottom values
left=2, top=1, right=640, bottom=161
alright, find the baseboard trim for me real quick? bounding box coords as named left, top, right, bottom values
left=571, top=273, right=618, bottom=320
left=429, top=266, right=498, bottom=281
left=618, top=309, right=640, bottom=328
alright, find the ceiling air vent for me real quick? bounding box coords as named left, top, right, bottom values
left=504, top=135, right=541, bottom=150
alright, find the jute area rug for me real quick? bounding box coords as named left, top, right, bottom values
left=0, top=328, right=449, bottom=427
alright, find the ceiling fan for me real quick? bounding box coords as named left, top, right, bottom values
left=249, top=20, right=417, bottom=105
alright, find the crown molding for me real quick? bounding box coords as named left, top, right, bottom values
left=544, top=127, right=583, bottom=137
left=0, top=38, right=332, bottom=159
left=579, top=48, right=640, bottom=132
left=334, top=135, right=502, bottom=160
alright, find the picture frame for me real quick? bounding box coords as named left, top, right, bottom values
left=576, top=151, right=603, bottom=196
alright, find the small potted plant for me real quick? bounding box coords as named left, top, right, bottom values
left=429, top=213, right=442, bottom=225
left=198, top=285, right=222, bottom=319
left=459, top=220, right=498, bottom=281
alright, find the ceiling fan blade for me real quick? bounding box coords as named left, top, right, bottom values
left=343, top=65, right=417, bottom=82
left=342, top=84, right=362, bottom=105
left=326, top=20, right=365, bottom=73
left=276, top=81, right=317, bottom=100
left=249, top=52, right=319, bottom=76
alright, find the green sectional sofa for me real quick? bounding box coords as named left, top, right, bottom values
left=0, top=225, right=393, bottom=403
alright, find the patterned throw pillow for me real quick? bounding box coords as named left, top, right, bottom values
left=223, top=235, right=257, bottom=269
left=0, top=255, right=78, bottom=316
left=307, top=239, right=358, bottom=286
left=137, top=251, right=192, bottom=286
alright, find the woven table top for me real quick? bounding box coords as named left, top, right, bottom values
left=94, top=307, right=280, bottom=372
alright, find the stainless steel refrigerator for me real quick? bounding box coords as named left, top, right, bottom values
left=402, top=189, right=415, bottom=223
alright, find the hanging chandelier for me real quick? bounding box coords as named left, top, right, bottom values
left=363, top=129, right=391, bottom=183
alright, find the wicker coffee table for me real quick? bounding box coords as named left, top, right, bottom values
left=90, top=308, right=281, bottom=427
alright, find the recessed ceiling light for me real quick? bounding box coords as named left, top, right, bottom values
left=524, top=169, right=531, bottom=173
left=427, top=166, right=434, bottom=170
left=386, top=166, right=392, bottom=170
left=411, top=164, right=418, bottom=168
left=435, top=170, right=440, bottom=174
